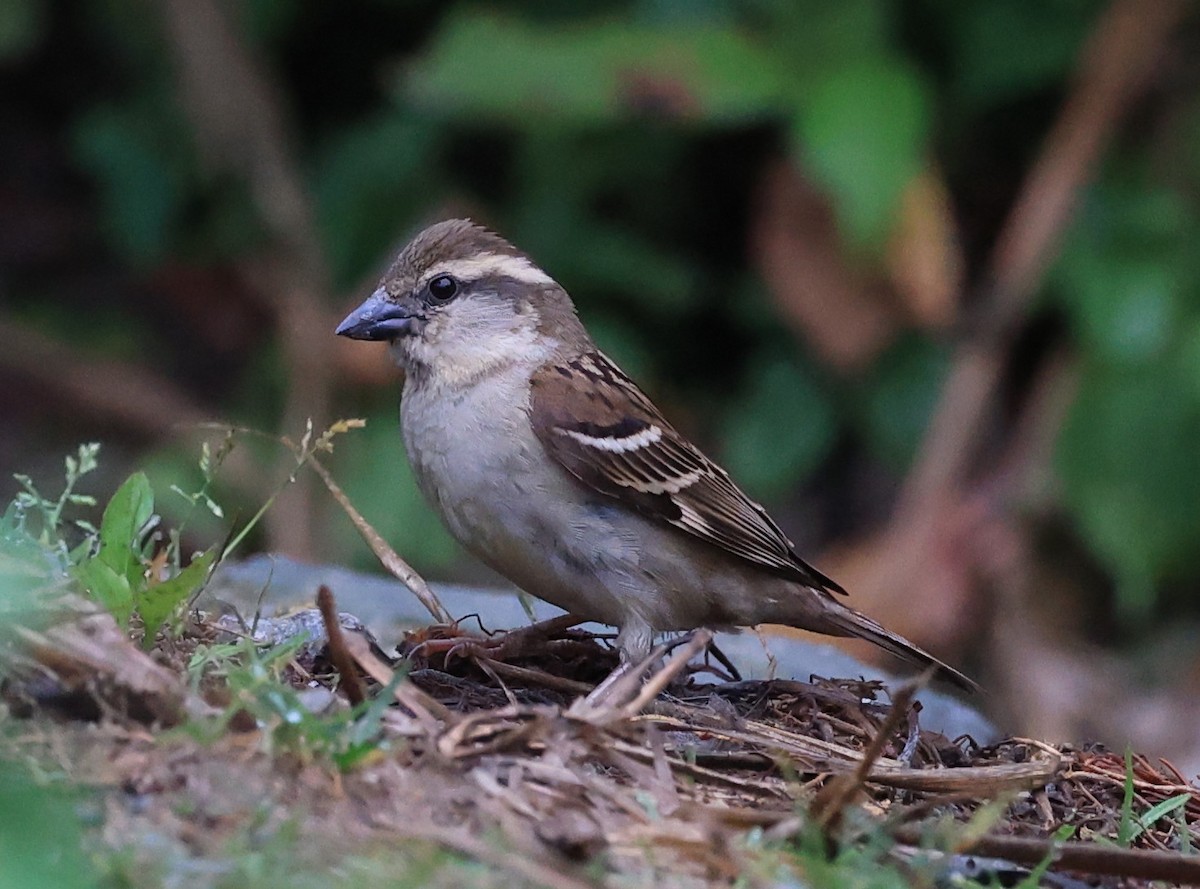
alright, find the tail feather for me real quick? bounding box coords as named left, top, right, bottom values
left=823, top=607, right=979, bottom=694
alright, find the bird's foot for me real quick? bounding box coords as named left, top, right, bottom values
left=405, top=613, right=585, bottom=668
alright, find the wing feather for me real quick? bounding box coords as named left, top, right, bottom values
left=529, top=352, right=845, bottom=594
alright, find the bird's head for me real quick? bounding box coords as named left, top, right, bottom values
left=336, top=219, right=589, bottom=388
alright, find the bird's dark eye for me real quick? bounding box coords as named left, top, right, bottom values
left=427, top=275, right=458, bottom=303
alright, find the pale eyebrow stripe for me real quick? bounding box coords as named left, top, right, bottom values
left=419, top=254, right=556, bottom=288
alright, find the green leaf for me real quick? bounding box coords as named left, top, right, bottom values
left=1056, top=363, right=1200, bottom=618
left=1012, top=824, right=1077, bottom=889
left=1053, top=184, right=1195, bottom=365
left=0, top=767, right=92, bottom=889
left=858, top=336, right=950, bottom=470
left=75, top=557, right=134, bottom=627
left=1178, top=319, right=1200, bottom=402
left=766, top=0, right=892, bottom=91
left=404, top=11, right=785, bottom=125
left=946, top=3, right=1093, bottom=108
left=335, top=668, right=408, bottom=770
left=137, top=549, right=215, bottom=650
left=1117, top=748, right=1136, bottom=845
left=96, top=472, right=154, bottom=588
left=1178, top=803, right=1194, bottom=854
left=0, top=521, right=53, bottom=626
left=721, top=353, right=837, bottom=497
left=794, top=57, right=930, bottom=249
left=1056, top=244, right=1181, bottom=365
left=1127, top=793, right=1191, bottom=846
left=72, top=108, right=181, bottom=264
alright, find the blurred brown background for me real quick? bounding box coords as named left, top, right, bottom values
left=2, top=0, right=1199, bottom=770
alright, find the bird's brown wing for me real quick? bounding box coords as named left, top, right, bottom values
left=529, top=351, right=845, bottom=594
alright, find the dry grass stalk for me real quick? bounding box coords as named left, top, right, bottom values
left=308, top=453, right=452, bottom=624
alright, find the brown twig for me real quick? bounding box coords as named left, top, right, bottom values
left=0, top=315, right=211, bottom=437
left=477, top=658, right=595, bottom=697
left=565, top=631, right=713, bottom=722
left=307, top=453, right=452, bottom=625
left=899, top=0, right=1188, bottom=517
left=315, top=585, right=366, bottom=706
left=867, top=759, right=1060, bottom=794
left=891, top=825, right=1200, bottom=884
left=622, top=631, right=714, bottom=717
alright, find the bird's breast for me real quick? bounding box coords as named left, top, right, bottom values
left=398, top=371, right=642, bottom=620
left=400, top=373, right=546, bottom=549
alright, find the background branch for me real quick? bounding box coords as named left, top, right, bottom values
left=858, top=0, right=1190, bottom=634
left=158, top=0, right=335, bottom=558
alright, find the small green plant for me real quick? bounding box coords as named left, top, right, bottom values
left=782, top=810, right=913, bottom=889
left=8, top=442, right=101, bottom=567
left=2, top=443, right=103, bottom=625
left=1011, top=824, right=1076, bottom=889
left=184, top=634, right=402, bottom=768
left=7, top=419, right=366, bottom=650
left=73, top=469, right=215, bottom=646
left=4, top=441, right=216, bottom=645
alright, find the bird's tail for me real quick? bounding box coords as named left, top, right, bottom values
left=822, top=606, right=979, bottom=694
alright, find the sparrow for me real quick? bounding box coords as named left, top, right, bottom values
left=337, top=219, right=976, bottom=692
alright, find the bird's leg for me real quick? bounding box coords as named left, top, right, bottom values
left=575, top=628, right=715, bottom=714
left=702, top=636, right=742, bottom=682
left=575, top=616, right=657, bottom=707
left=644, top=629, right=741, bottom=682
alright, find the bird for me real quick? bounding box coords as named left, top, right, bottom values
left=336, top=218, right=976, bottom=692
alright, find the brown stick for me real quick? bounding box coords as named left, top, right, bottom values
left=892, top=825, right=1200, bottom=884
left=623, top=630, right=714, bottom=717
left=340, top=631, right=451, bottom=727
left=0, top=316, right=282, bottom=508
left=476, top=659, right=595, bottom=697
left=811, top=675, right=923, bottom=832
left=0, top=315, right=210, bottom=436
left=316, top=585, right=366, bottom=706
left=307, top=453, right=453, bottom=625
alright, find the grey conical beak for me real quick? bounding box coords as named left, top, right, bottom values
left=336, top=288, right=420, bottom=341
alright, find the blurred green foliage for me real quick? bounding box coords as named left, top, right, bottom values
left=0, top=767, right=94, bottom=889
left=1053, top=182, right=1200, bottom=618
left=6, top=0, right=1199, bottom=628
